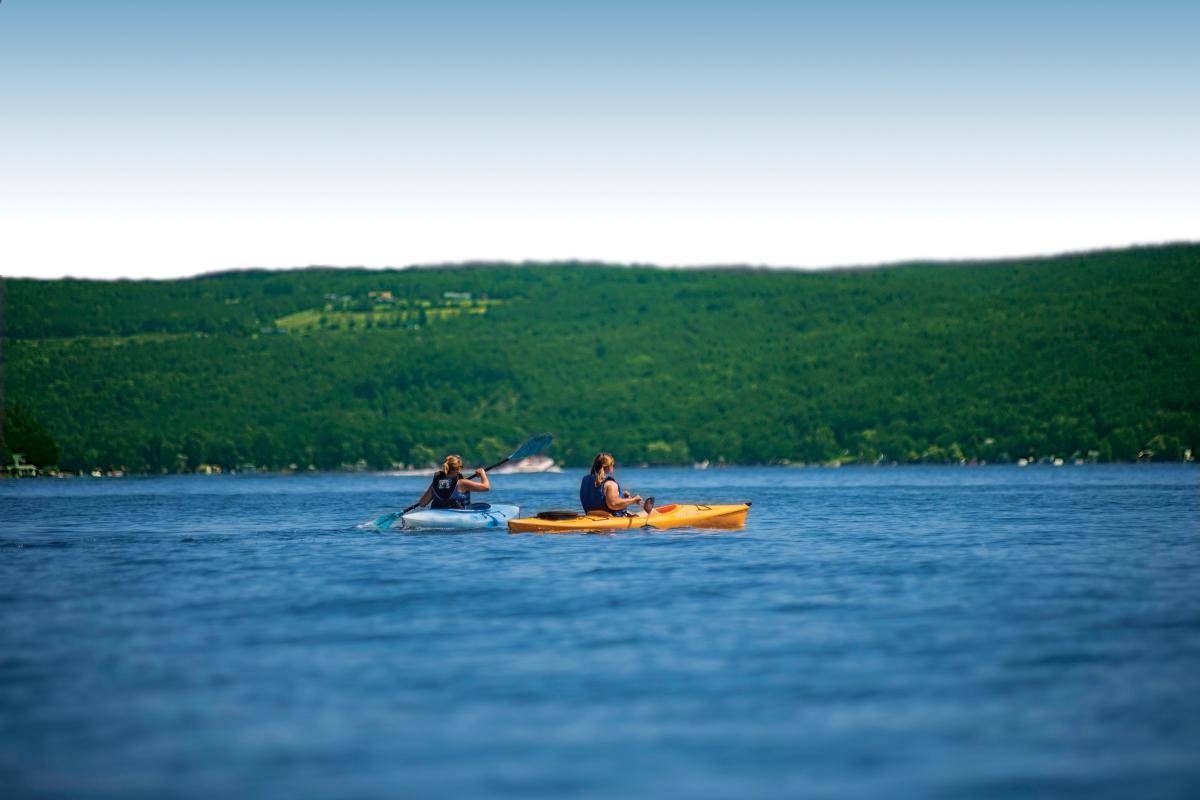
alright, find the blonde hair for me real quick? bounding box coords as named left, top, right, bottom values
left=590, top=453, right=614, bottom=487
left=442, top=454, right=462, bottom=476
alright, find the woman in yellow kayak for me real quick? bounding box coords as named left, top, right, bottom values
left=579, top=453, right=653, bottom=516
left=415, top=454, right=490, bottom=509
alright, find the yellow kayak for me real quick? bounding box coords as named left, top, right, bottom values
left=507, top=503, right=751, bottom=533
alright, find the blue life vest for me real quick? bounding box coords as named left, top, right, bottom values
left=580, top=473, right=624, bottom=515
left=431, top=472, right=470, bottom=509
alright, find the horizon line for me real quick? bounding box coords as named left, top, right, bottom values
left=3, top=239, right=1197, bottom=283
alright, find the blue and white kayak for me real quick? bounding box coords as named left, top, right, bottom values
left=371, top=503, right=521, bottom=531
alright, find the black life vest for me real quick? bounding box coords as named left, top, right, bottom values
left=431, top=471, right=470, bottom=509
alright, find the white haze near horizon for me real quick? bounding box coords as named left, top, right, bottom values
left=1, top=1, right=1197, bottom=279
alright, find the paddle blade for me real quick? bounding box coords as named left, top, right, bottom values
left=369, top=511, right=404, bottom=528
left=507, top=432, right=553, bottom=462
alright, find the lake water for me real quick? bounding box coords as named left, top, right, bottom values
left=2, top=465, right=1198, bottom=798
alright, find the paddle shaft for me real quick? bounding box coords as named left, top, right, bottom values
left=480, top=454, right=514, bottom=473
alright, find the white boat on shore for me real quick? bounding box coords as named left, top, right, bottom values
left=491, top=455, right=562, bottom=474
left=379, top=455, right=561, bottom=477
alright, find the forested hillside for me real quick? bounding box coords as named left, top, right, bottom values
left=3, top=245, right=1198, bottom=472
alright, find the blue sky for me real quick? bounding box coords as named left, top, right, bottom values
left=2, top=1, right=1197, bottom=277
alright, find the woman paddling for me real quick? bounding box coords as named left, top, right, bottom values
left=580, top=453, right=652, bottom=516
left=415, top=454, right=490, bottom=510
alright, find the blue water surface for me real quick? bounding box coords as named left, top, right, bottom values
left=2, top=465, right=1198, bottom=799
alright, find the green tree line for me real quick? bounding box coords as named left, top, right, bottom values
left=3, top=245, right=1197, bottom=471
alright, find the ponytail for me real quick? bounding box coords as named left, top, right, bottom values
left=591, top=453, right=614, bottom=487
left=442, top=454, right=462, bottom=477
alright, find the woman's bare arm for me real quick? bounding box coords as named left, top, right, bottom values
left=416, top=485, right=433, bottom=507
left=456, top=468, right=490, bottom=493
left=604, top=481, right=641, bottom=511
